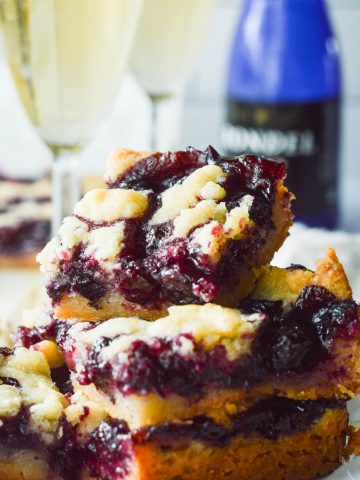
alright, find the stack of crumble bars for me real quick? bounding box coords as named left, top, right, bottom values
left=1, top=147, right=359, bottom=480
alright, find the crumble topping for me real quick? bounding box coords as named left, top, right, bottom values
left=173, top=200, right=227, bottom=238
left=84, top=224, right=126, bottom=266
left=190, top=195, right=254, bottom=260
left=0, top=177, right=51, bottom=210
left=38, top=217, right=126, bottom=273
left=149, top=165, right=226, bottom=225
left=0, top=201, right=51, bottom=228
left=224, top=195, right=254, bottom=239
left=74, top=188, right=149, bottom=222
left=0, top=385, right=21, bottom=416
left=37, top=238, right=62, bottom=273
left=65, top=390, right=107, bottom=434
left=38, top=187, right=253, bottom=277
left=200, top=181, right=226, bottom=200
left=105, top=149, right=150, bottom=184
left=66, top=304, right=264, bottom=363
left=58, top=216, right=89, bottom=250
left=0, top=348, right=67, bottom=443
left=192, top=221, right=226, bottom=263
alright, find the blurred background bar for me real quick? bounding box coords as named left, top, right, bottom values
left=0, top=0, right=359, bottom=231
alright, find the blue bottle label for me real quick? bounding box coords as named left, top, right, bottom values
left=221, top=98, right=340, bottom=229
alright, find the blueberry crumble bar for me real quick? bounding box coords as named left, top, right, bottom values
left=1, top=344, right=349, bottom=480
left=38, top=147, right=293, bottom=321
left=20, top=250, right=360, bottom=431
left=0, top=345, right=69, bottom=479
left=0, top=175, right=51, bottom=268
left=0, top=346, right=107, bottom=480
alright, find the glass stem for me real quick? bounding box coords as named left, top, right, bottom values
left=150, top=96, right=161, bottom=152
left=51, top=149, right=80, bottom=236
left=149, top=94, right=183, bottom=151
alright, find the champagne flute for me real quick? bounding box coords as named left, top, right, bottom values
left=0, top=0, right=143, bottom=233
left=131, top=0, right=214, bottom=151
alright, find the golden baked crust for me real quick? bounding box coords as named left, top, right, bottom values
left=252, top=248, right=352, bottom=303
left=83, top=407, right=347, bottom=480
left=53, top=291, right=169, bottom=322
left=72, top=380, right=259, bottom=429
left=345, top=424, right=360, bottom=458
left=0, top=450, right=61, bottom=480
left=105, top=149, right=151, bottom=185
left=0, top=253, right=40, bottom=269
left=313, top=247, right=352, bottom=300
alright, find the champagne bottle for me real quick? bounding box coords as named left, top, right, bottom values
left=221, top=0, right=341, bottom=229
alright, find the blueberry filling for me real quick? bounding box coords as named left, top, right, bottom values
left=244, top=286, right=360, bottom=374
left=51, top=366, right=74, bottom=396
left=14, top=319, right=70, bottom=349
left=47, top=147, right=288, bottom=308
left=135, top=397, right=345, bottom=444
left=0, top=219, right=50, bottom=255
left=0, top=174, right=51, bottom=255
left=0, top=376, right=20, bottom=387
left=0, top=409, right=41, bottom=450
left=85, top=419, right=133, bottom=480
left=84, top=397, right=344, bottom=479
left=62, top=286, right=359, bottom=398
left=46, top=416, right=83, bottom=480
left=0, top=406, right=81, bottom=480
left=286, top=264, right=310, bottom=271
left=0, top=346, right=12, bottom=357
left=47, top=245, right=108, bottom=308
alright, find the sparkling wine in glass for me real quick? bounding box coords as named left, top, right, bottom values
left=0, top=0, right=143, bottom=232
left=131, top=0, right=214, bottom=151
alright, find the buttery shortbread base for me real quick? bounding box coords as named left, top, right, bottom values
left=0, top=252, right=39, bottom=269
left=85, top=407, right=348, bottom=480
left=0, top=450, right=62, bottom=480
left=54, top=292, right=169, bottom=322
left=72, top=380, right=258, bottom=429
